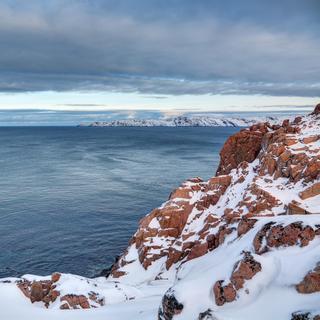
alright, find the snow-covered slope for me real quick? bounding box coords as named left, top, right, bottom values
left=1, top=104, right=320, bottom=320
left=82, top=115, right=286, bottom=127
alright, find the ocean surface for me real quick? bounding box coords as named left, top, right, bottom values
left=0, top=126, right=238, bottom=278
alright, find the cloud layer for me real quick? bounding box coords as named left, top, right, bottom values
left=0, top=0, right=319, bottom=96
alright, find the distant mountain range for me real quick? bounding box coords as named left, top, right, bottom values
left=80, top=115, right=288, bottom=127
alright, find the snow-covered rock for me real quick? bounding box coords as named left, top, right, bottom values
left=1, top=104, right=320, bottom=319
left=81, top=115, right=287, bottom=127
left=110, top=103, right=320, bottom=319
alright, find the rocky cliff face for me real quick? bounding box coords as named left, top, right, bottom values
left=5, top=104, right=320, bottom=319
left=109, top=104, right=320, bottom=319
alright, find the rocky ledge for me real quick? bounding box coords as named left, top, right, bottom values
left=110, top=103, right=320, bottom=319
left=1, top=104, right=320, bottom=319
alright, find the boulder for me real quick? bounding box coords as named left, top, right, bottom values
left=158, top=290, right=183, bottom=320
left=230, top=252, right=262, bottom=290
left=213, top=281, right=236, bottom=306
left=311, top=103, right=320, bottom=115
left=299, top=183, right=320, bottom=200
left=216, top=124, right=268, bottom=175
left=296, top=265, right=320, bottom=294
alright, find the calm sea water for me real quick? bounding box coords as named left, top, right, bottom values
left=0, top=127, right=238, bottom=278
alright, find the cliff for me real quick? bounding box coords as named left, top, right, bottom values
left=1, top=104, right=319, bottom=320
left=109, top=103, right=320, bottom=319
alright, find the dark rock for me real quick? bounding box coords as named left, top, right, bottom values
left=158, top=289, right=183, bottom=320
left=198, top=309, right=216, bottom=320
left=291, top=312, right=312, bottom=320
left=311, top=103, right=320, bottom=115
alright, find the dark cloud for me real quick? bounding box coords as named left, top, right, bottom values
left=0, top=0, right=319, bottom=96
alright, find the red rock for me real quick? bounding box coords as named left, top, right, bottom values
left=279, top=150, right=291, bottom=162
left=51, top=273, right=61, bottom=283
left=60, top=302, right=70, bottom=310
left=254, top=222, right=316, bottom=254
left=230, top=252, right=262, bottom=290
left=213, top=252, right=261, bottom=306
left=311, top=103, right=320, bottom=115
left=287, top=201, right=308, bottom=215
left=299, top=182, right=320, bottom=200
left=17, top=280, right=31, bottom=299
left=213, top=281, right=236, bottom=306
left=303, top=135, right=319, bottom=144
left=237, top=218, right=257, bottom=237
left=112, top=270, right=126, bottom=278
left=208, top=175, right=232, bottom=187
left=30, top=282, right=45, bottom=303
left=305, top=162, right=320, bottom=181
left=60, top=294, right=90, bottom=309
left=296, top=265, right=320, bottom=294
left=293, top=116, right=302, bottom=124
left=187, top=242, right=208, bottom=261
left=284, top=138, right=297, bottom=146
left=166, top=248, right=183, bottom=269
left=216, top=124, right=268, bottom=175
left=169, top=187, right=192, bottom=200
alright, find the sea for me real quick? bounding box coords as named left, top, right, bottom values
left=0, top=126, right=239, bottom=278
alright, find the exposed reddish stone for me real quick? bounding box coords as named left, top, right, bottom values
left=311, top=103, right=320, bottom=115
left=296, top=265, right=320, bottom=294
left=187, top=242, right=208, bottom=261
left=254, top=222, right=316, bottom=254
left=51, top=273, right=61, bottom=283
left=30, top=282, right=44, bottom=303
left=285, top=138, right=298, bottom=146
left=88, top=292, right=105, bottom=306
left=17, top=278, right=63, bottom=308
left=282, top=119, right=290, bottom=127
left=299, top=183, right=320, bottom=200
left=112, top=270, right=126, bottom=278
left=287, top=201, right=309, bottom=215
left=303, top=135, right=319, bottom=144
left=216, top=226, right=234, bottom=245
left=293, top=116, right=302, bottom=124
left=213, top=252, right=261, bottom=306
left=230, top=252, right=262, bottom=290
left=216, top=124, right=268, bottom=175
left=305, top=161, right=320, bottom=181
left=208, top=175, right=232, bottom=187
left=279, top=150, right=291, bottom=162
left=213, top=281, right=237, bottom=306
left=60, top=294, right=90, bottom=309
left=237, top=218, right=257, bottom=237
left=166, top=248, right=183, bottom=269
left=169, top=187, right=192, bottom=200
left=60, top=302, right=70, bottom=310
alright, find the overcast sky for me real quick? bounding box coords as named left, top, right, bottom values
left=0, top=0, right=319, bottom=112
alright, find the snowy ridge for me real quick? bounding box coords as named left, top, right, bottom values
left=82, top=115, right=286, bottom=127
left=1, top=104, right=320, bottom=320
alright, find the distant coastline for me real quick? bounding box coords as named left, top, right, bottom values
left=79, top=115, right=288, bottom=127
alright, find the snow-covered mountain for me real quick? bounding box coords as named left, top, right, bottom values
left=1, top=104, right=320, bottom=320
left=81, top=115, right=287, bottom=127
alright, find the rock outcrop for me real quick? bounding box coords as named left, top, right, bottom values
left=213, top=252, right=261, bottom=306
left=296, top=264, right=320, bottom=294
left=8, top=104, right=320, bottom=319
left=109, top=104, right=320, bottom=319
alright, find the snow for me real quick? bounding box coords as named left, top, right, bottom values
left=1, top=111, right=320, bottom=319
left=82, top=115, right=289, bottom=127
left=0, top=281, right=163, bottom=320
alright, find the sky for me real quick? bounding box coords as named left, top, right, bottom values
left=0, top=0, right=319, bottom=115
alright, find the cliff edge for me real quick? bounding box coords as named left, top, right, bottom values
left=1, top=104, right=319, bottom=320
left=110, top=103, right=320, bottom=319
